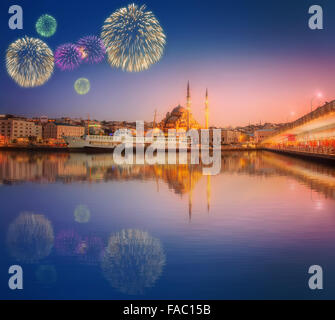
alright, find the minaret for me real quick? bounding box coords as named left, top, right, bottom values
left=153, top=109, right=157, bottom=129
left=206, top=175, right=211, bottom=212
left=188, top=165, right=193, bottom=222
left=205, top=88, right=209, bottom=129
left=186, top=81, right=191, bottom=131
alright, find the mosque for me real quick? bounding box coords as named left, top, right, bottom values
left=159, top=82, right=209, bottom=132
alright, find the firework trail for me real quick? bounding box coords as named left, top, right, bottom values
left=77, top=35, right=106, bottom=64
left=101, top=4, right=166, bottom=72
left=36, top=14, right=57, bottom=37
left=54, top=43, right=82, bottom=71
left=6, top=36, right=54, bottom=88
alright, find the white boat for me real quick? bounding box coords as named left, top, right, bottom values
left=64, top=135, right=118, bottom=149
left=64, top=134, right=194, bottom=150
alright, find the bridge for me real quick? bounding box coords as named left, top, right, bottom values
left=261, top=100, right=335, bottom=161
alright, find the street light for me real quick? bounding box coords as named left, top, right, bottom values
left=311, top=92, right=323, bottom=112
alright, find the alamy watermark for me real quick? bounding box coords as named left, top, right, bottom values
left=110, top=121, right=222, bottom=175
left=8, top=265, right=23, bottom=290
left=8, top=5, right=23, bottom=30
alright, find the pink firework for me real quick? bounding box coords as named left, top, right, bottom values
left=76, top=236, right=104, bottom=265
left=54, top=43, right=82, bottom=71
left=77, top=36, right=106, bottom=64
left=55, top=230, right=81, bottom=256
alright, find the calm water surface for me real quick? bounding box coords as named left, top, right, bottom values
left=1, top=150, right=335, bottom=299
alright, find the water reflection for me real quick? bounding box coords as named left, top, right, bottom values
left=76, top=236, right=104, bottom=266
left=55, top=229, right=81, bottom=257
left=101, top=229, right=166, bottom=295
left=35, top=265, right=57, bottom=287
left=1, top=151, right=335, bottom=218
left=1, top=150, right=335, bottom=299
left=74, top=204, right=91, bottom=223
left=6, top=212, right=54, bottom=263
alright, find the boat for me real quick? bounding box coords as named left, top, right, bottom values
left=64, top=134, right=194, bottom=151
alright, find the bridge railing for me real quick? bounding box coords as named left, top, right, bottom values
left=266, top=145, right=335, bottom=156
left=263, top=100, right=335, bottom=143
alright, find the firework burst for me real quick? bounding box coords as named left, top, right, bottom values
left=54, top=43, right=82, bottom=71
left=77, top=35, right=106, bottom=64
left=6, top=213, right=54, bottom=263
left=36, top=14, right=57, bottom=37
left=101, top=3, right=166, bottom=72
left=6, top=36, right=54, bottom=88
left=101, top=229, right=166, bottom=294
left=74, top=78, right=90, bottom=95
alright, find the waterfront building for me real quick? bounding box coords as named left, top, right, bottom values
left=254, top=129, right=275, bottom=143
left=82, top=120, right=104, bottom=135
left=43, top=122, right=85, bottom=139
left=0, top=117, right=42, bottom=140
left=40, top=116, right=49, bottom=124
left=221, top=130, right=240, bottom=144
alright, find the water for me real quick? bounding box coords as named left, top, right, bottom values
left=0, top=150, right=335, bottom=300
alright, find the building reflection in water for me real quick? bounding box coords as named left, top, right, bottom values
left=0, top=151, right=335, bottom=218
left=6, top=212, right=54, bottom=263
left=101, top=229, right=166, bottom=295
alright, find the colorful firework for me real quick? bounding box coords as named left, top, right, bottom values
left=55, top=230, right=81, bottom=257
left=76, top=236, right=104, bottom=265
left=36, top=14, right=57, bottom=37
left=77, top=35, right=106, bottom=64
left=6, top=212, right=54, bottom=263
left=101, top=4, right=166, bottom=72
left=54, top=43, right=82, bottom=71
left=101, top=229, right=166, bottom=295
left=6, top=36, right=54, bottom=88
left=74, top=78, right=90, bottom=95
left=74, top=204, right=91, bottom=223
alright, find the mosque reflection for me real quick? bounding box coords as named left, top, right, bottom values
left=3, top=150, right=335, bottom=297
left=101, top=229, right=166, bottom=295
left=0, top=151, right=335, bottom=216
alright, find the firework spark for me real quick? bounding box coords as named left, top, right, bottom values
left=77, top=35, right=106, bottom=64
left=101, top=229, right=166, bottom=294
left=6, top=213, right=54, bottom=263
left=54, top=43, right=82, bottom=71
left=74, top=78, right=90, bottom=95
left=6, top=36, right=54, bottom=88
left=55, top=230, right=81, bottom=257
left=74, top=204, right=91, bottom=223
left=101, top=3, right=166, bottom=72
left=36, top=14, right=57, bottom=37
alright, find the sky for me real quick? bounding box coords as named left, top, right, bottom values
left=1, top=0, right=335, bottom=127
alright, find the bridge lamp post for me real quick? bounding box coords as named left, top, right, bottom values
left=311, top=92, right=323, bottom=112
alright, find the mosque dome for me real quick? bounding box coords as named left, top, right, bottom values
left=171, top=105, right=186, bottom=115
left=158, top=82, right=204, bottom=131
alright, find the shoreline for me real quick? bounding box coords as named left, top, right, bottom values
left=263, top=148, right=335, bottom=164
left=0, top=145, right=259, bottom=153
left=1, top=146, right=334, bottom=164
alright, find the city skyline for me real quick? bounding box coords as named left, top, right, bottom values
left=1, top=1, right=335, bottom=127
